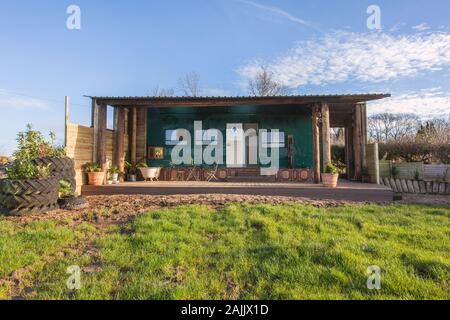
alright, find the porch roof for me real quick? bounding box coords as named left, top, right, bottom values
left=85, top=94, right=390, bottom=108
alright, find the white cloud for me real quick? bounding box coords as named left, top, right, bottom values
left=412, top=23, right=430, bottom=31
left=202, top=87, right=232, bottom=97
left=368, top=87, right=450, bottom=119
left=237, top=31, right=450, bottom=87
left=235, top=0, right=312, bottom=28
left=0, top=90, right=48, bottom=110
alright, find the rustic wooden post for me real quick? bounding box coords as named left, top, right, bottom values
left=312, top=105, right=321, bottom=184
left=64, top=96, right=69, bottom=147
left=361, top=102, right=368, bottom=170
left=345, top=126, right=354, bottom=180
left=321, top=102, right=331, bottom=170
left=97, top=104, right=108, bottom=172
left=130, top=107, right=137, bottom=165
left=353, top=104, right=363, bottom=180
left=114, top=107, right=126, bottom=177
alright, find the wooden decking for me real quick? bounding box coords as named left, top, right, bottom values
left=81, top=181, right=394, bottom=202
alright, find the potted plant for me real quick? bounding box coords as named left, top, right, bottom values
left=15, top=124, right=76, bottom=192
left=1, top=159, right=59, bottom=215
left=57, top=179, right=88, bottom=210
left=125, top=161, right=137, bottom=182
left=322, top=162, right=339, bottom=188
left=82, top=162, right=104, bottom=186
left=107, top=166, right=122, bottom=184
left=137, top=162, right=161, bottom=181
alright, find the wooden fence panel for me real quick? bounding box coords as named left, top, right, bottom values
left=66, top=124, right=94, bottom=193
left=379, top=160, right=391, bottom=178
left=66, top=123, right=129, bottom=193
left=394, top=162, right=423, bottom=180
left=424, top=165, right=450, bottom=182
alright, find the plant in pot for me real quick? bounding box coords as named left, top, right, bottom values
left=57, top=179, right=88, bottom=210
left=322, top=162, right=339, bottom=188
left=15, top=124, right=76, bottom=192
left=1, top=159, right=58, bottom=215
left=138, top=162, right=161, bottom=181
left=107, top=166, right=122, bottom=184
left=125, top=161, right=137, bottom=182
left=82, top=162, right=104, bottom=186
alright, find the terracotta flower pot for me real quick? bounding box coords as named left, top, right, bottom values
left=87, top=172, right=105, bottom=186
left=322, top=173, right=338, bottom=188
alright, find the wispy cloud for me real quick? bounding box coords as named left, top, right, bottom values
left=237, top=31, right=450, bottom=87
left=235, top=0, right=311, bottom=28
left=0, top=90, right=48, bottom=110
left=412, top=23, right=430, bottom=31
left=368, top=87, right=450, bottom=118
left=202, top=87, right=232, bottom=97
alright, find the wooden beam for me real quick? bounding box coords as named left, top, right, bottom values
left=114, top=107, right=126, bottom=176
left=92, top=94, right=390, bottom=108
left=321, top=102, right=331, bottom=169
left=130, top=107, right=137, bottom=165
left=97, top=104, right=107, bottom=172
left=312, top=105, right=321, bottom=184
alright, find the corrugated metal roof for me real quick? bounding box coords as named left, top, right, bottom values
left=85, top=93, right=390, bottom=100
left=84, top=94, right=391, bottom=108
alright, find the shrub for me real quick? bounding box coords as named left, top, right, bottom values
left=391, top=166, right=399, bottom=179
left=137, top=162, right=148, bottom=168
left=107, top=166, right=122, bottom=175
left=82, top=162, right=102, bottom=173
left=5, top=160, right=51, bottom=180
left=325, top=162, right=338, bottom=175
left=4, top=124, right=67, bottom=181
left=379, top=141, right=450, bottom=164
left=59, top=179, right=74, bottom=198
left=13, top=124, right=66, bottom=161
left=125, top=161, right=137, bottom=175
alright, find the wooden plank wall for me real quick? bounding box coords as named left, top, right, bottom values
left=136, top=108, right=147, bottom=164
left=66, top=123, right=94, bottom=193
left=424, top=165, right=450, bottom=182
left=379, top=160, right=391, bottom=178
left=66, top=123, right=128, bottom=193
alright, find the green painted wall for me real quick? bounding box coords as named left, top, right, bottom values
left=146, top=105, right=313, bottom=169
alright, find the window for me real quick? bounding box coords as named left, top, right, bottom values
left=262, top=131, right=285, bottom=148
left=195, top=129, right=219, bottom=146
left=165, top=129, right=187, bottom=145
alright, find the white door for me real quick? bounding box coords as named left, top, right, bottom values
left=226, top=123, right=245, bottom=168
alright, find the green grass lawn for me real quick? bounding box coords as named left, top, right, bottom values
left=1, top=203, right=449, bottom=300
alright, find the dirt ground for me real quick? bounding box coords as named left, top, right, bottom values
left=398, top=193, right=450, bottom=206
left=4, top=193, right=449, bottom=226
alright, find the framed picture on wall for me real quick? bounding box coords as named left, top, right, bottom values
left=148, top=147, right=164, bottom=159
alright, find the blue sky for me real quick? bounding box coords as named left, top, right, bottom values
left=1, top=0, right=449, bottom=155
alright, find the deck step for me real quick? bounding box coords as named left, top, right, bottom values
left=226, top=175, right=276, bottom=182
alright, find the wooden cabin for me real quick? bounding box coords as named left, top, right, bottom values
left=66, top=94, right=390, bottom=190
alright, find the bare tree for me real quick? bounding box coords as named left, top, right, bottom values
left=416, top=117, right=450, bottom=144
left=179, top=72, right=201, bottom=97
left=247, top=65, right=291, bottom=96
left=151, top=86, right=175, bottom=97
left=368, top=113, right=420, bottom=143
left=331, top=128, right=345, bottom=146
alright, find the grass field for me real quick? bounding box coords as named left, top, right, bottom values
left=1, top=203, right=449, bottom=300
